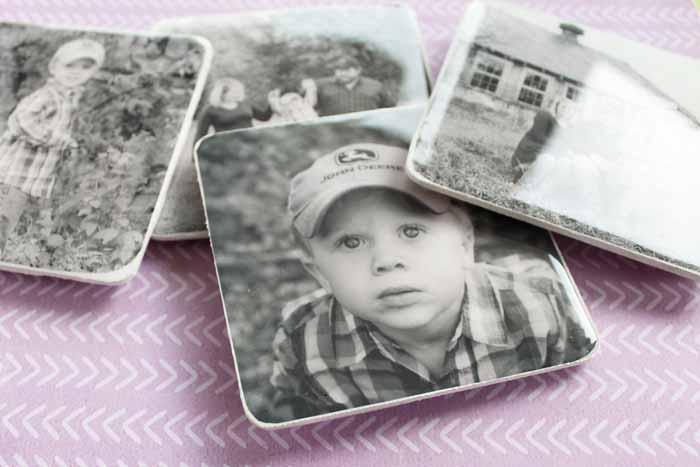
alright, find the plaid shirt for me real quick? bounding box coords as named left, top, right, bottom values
left=314, top=76, right=395, bottom=117
left=271, top=263, right=594, bottom=417
left=0, top=80, right=80, bottom=198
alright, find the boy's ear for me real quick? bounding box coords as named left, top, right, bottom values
left=299, top=254, right=332, bottom=292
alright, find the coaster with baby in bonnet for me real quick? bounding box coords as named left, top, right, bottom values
left=0, top=22, right=211, bottom=284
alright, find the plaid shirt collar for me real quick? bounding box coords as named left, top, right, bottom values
left=323, top=265, right=514, bottom=374
left=457, top=266, right=513, bottom=347
left=271, top=261, right=594, bottom=410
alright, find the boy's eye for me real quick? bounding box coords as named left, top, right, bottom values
left=338, top=236, right=363, bottom=250
left=401, top=225, right=424, bottom=239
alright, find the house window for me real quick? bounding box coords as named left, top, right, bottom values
left=519, top=88, right=544, bottom=107
left=470, top=56, right=504, bottom=93
left=566, top=86, right=580, bottom=101
left=518, top=71, right=549, bottom=107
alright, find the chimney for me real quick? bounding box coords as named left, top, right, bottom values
left=559, top=23, right=584, bottom=43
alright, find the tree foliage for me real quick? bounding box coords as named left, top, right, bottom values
left=188, top=23, right=404, bottom=114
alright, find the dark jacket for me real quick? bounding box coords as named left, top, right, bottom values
left=512, top=110, right=559, bottom=167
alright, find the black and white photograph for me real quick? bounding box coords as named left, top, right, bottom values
left=195, top=106, right=597, bottom=429
left=152, top=5, right=431, bottom=239
left=408, top=1, right=700, bottom=279
left=0, top=22, right=210, bottom=283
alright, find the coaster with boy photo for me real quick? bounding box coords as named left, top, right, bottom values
left=194, top=105, right=597, bottom=428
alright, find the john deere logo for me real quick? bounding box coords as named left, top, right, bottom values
left=335, top=148, right=378, bottom=165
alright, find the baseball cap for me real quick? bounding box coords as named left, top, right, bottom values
left=288, top=143, right=451, bottom=238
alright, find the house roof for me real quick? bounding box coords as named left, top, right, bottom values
left=472, top=7, right=679, bottom=108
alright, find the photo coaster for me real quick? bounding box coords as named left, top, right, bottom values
left=195, top=105, right=598, bottom=429
left=407, top=1, right=700, bottom=279
left=0, top=22, right=211, bottom=284
left=151, top=5, right=432, bottom=240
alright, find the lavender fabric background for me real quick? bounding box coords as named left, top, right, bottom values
left=1, top=1, right=699, bottom=466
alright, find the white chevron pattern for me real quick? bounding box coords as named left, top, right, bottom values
left=0, top=354, right=237, bottom=394
left=0, top=0, right=699, bottom=466
left=1, top=367, right=699, bottom=450
left=0, top=307, right=227, bottom=346
left=12, top=408, right=699, bottom=456
left=0, top=269, right=220, bottom=303
left=594, top=323, right=699, bottom=356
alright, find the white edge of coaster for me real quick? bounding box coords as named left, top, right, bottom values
left=151, top=230, right=209, bottom=242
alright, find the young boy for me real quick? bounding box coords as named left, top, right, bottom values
left=311, top=56, right=396, bottom=116
left=271, top=143, right=594, bottom=418
left=0, top=38, right=105, bottom=254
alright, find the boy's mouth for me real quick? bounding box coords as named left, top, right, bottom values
left=377, top=286, right=421, bottom=299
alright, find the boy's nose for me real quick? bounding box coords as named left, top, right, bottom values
left=371, top=254, right=406, bottom=275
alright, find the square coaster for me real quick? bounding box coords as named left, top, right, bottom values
left=195, top=106, right=598, bottom=429
left=407, top=1, right=700, bottom=279
left=0, top=22, right=211, bottom=283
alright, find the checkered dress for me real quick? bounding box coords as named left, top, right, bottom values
left=271, top=263, right=595, bottom=417
left=0, top=81, right=80, bottom=199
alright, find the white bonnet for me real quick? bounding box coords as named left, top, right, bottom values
left=50, top=38, right=106, bottom=71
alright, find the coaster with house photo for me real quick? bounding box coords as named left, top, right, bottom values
left=407, top=1, right=700, bottom=279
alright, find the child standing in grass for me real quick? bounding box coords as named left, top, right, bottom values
left=0, top=38, right=104, bottom=254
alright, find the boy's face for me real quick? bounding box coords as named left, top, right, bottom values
left=53, top=58, right=99, bottom=87
left=221, top=83, right=245, bottom=104
left=334, top=66, right=361, bottom=85
left=305, top=190, right=472, bottom=333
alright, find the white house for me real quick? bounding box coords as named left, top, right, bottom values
left=461, top=9, right=696, bottom=127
